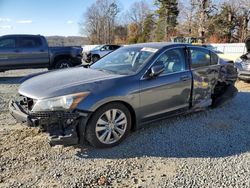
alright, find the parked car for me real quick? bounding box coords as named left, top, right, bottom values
left=9, top=43, right=238, bottom=148
left=235, top=36, right=250, bottom=81
left=0, top=34, right=83, bottom=71
left=84, top=44, right=121, bottom=63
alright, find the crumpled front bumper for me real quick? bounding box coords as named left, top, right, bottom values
left=9, top=100, right=39, bottom=126
left=9, top=100, right=90, bottom=146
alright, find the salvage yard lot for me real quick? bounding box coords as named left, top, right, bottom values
left=0, top=69, right=250, bottom=187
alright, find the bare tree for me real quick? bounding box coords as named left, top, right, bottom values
left=126, top=0, right=150, bottom=42
left=236, top=0, right=250, bottom=41
left=178, top=0, right=199, bottom=36
left=80, top=0, right=120, bottom=44
left=217, top=0, right=250, bottom=42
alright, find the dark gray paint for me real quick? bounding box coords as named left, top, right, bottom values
left=18, top=43, right=236, bottom=126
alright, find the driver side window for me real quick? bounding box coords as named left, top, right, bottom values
left=101, top=45, right=109, bottom=51
left=155, top=48, right=186, bottom=74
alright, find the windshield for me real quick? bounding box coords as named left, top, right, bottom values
left=92, top=45, right=104, bottom=51
left=90, top=47, right=157, bottom=75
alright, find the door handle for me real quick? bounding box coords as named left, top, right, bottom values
left=180, top=75, right=190, bottom=81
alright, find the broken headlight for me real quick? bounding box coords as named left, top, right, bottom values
left=32, top=92, right=90, bottom=112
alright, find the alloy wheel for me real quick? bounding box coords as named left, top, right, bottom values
left=95, top=109, right=127, bottom=144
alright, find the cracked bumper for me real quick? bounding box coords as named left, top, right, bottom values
left=9, top=100, right=39, bottom=126
left=9, top=100, right=90, bottom=146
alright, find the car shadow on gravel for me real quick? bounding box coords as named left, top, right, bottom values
left=76, top=92, right=250, bottom=159
left=0, top=76, right=24, bottom=84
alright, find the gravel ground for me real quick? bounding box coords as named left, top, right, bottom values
left=0, top=69, right=250, bottom=188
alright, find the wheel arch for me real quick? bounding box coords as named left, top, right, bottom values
left=86, top=100, right=137, bottom=131
left=52, top=54, right=73, bottom=66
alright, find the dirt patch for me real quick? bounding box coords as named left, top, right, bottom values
left=236, top=80, right=250, bottom=91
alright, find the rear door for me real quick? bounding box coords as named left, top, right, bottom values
left=189, top=47, right=220, bottom=108
left=17, top=36, right=49, bottom=67
left=0, top=36, right=22, bottom=69
left=139, top=47, right=192, bottom=121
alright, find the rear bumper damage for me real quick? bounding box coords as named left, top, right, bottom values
left=212, top=84, right=238, bottom=108
left=211, top=64, right=238, bottom=107
left=9, top=100, right=90, bottom=146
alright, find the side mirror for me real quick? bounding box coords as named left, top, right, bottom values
left=149, top=62, right=165, bottom=78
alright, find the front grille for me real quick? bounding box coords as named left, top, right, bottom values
left=30, top=111, right=79, bottom=119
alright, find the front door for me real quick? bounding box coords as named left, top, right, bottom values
left=139, top=47, right=192, bottom=122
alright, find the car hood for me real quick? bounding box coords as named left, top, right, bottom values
left=19, top=67, right=123, bottom=100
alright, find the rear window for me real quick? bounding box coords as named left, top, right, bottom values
left=190, top=47, right=211, bottom=68
left=19, top=37, right=42, bottom=48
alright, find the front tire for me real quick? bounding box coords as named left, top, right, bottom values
left=85, top=103, right=131, bottom=148
left=92, top=55, right=100, bottom=63
left=54, top=59, right=72, bottom=69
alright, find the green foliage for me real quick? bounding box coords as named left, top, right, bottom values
left=154, top=0, right=179, bottom=41
left=138, top=14, right=155, bottom=43
left=212, top=4, right=236, bottom=41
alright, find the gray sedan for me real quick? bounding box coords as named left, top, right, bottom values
left=235, top=36, right=250, bottom=81
left=9, top=43, right=237, bottom=148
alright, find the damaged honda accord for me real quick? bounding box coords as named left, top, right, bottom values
left=9, top=43, right=238, bottom=148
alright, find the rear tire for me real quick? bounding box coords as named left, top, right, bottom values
left=85, top=103, right=131, bottom=148
left=54, top=59, right=72, bottom=69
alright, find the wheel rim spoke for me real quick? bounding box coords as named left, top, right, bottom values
left=111, top=109, right=117, bottom=121
left=97, top=118, right=108, bottom=125
left=104, top=131, right=112, bottom=143
left=99, top=130, right=109, bottom=142
left=105, top=110, right=112, bottom=122
left=112, top=130, right=120, bottom=140
left=96, top=126, right=107, bottom=132
left=115, top=113, right=125, bottom=123
left=114, top=126, right=125, bottom=135
left=116, top=119, right=126, bottom=126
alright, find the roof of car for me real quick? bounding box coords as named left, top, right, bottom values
left=1, top=34, right=42, bottom=38
left=126, top=42, right=187, bottom=49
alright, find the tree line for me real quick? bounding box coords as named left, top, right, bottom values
left=46, top=36, right=88, bottom=46
left=80, top=0, right=250, bottom=44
